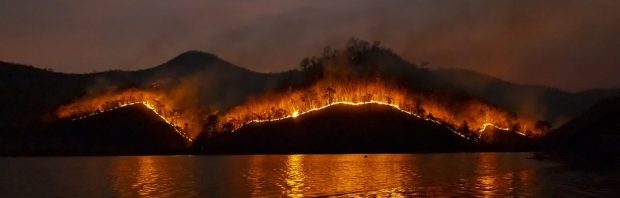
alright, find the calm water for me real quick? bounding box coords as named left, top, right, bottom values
left=0, top=153, right=618, bottom=197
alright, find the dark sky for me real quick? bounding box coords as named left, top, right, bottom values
left=1, top=0, right=619, bottom=91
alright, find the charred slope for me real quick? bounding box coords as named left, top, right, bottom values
left=546, top=96, right=620, bottom=155
left=194, top=104, right=480, bottom=154
left=0, top=104, right=188, bottom=155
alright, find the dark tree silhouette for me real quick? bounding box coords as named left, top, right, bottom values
left=535, top=120, right=552, bottom=133
left=300, top=58, right=311, bottom=71
left=459, top=121, right=477, bottom=139
left=322, top=46, right=335, bottom=57
left=223, top=121, right=235, bottom=133
left=206, top=114, right=219, bottom=136
left=324, top=87, right=336, bottom=104
left=512, top=123, right=522, bottom=132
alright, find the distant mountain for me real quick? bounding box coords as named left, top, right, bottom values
left=545, top=96, right=620, bottom=155
left=2, top=50, right=614, bottom=132
left=429, top=68, right=618, bottom=126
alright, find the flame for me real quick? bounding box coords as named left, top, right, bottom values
left=55, top=79, right=541, bottom=143
left=56, top=89, right=198, bottom=142
left=220, top=79, right=541, bottom=138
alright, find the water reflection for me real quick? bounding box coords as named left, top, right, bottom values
left=241, top=153, right=540, bottom=197
left=476, top=153, right=499, bottom=197
left=246, top=155, right=266, bottom=197
left=61, top=153, right=615, bottom=197
left=486, top=153, right=537, bottom=197
left=133, top=156, right=159, bottom=196
left=283, top=155, right=305, bottom=197
left=112, top=156, right=198, bottom=198
left=107, top=153, right=543, bottom=197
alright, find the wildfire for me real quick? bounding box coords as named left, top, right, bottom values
left=56, top=89, right=198, bottom=142
left=220, top=79, right=541, bottom=138
left=56, top=80, right=541, bottom=143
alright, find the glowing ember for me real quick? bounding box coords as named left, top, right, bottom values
left=292, top=111, right=300, bottom=118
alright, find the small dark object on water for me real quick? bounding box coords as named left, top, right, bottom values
left=364, top=155, right=368, bottom=158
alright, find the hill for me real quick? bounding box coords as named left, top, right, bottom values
left=0, top=51, right=279, bottom=135
left=545, top=96, right=620, bottom=155
left=0, top=104, right=189, bottom=155
left=191, top=104, right=532, bottom=154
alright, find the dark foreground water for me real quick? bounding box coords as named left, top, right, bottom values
left=0, top=153, right=618, bottom=197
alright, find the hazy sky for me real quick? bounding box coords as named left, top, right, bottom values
left=1, top=0, right=619, bottom=91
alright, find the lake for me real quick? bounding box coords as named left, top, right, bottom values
left=0, top=153, right=618, bottom=197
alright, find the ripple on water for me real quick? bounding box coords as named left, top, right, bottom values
left=0, top=153, right=618, bottom=197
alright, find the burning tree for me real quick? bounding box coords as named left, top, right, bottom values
left=324, top=87, right=336, bottom=105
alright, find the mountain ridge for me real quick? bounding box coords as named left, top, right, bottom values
left=1, top=49, right=617, bottom=126
left=1, top=45, right=619, bottom=155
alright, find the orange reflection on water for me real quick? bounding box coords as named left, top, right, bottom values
left=106, top=154, right=538, bottom=197
left=111, top=156, right=158, bottom=197
left=246, top=155, right=267, bottom=197
left=112, top=156, right=198, bottom=198
left=133, top=156, right=160, bottom=197
left=471, top=153, right=537, bottom=197
left=476, top=153, right=499, bottom=198
left=112, top=156, right=164, bottom=197
left=283, top=155, right=305, bottom=197
left=271, top=154, right=417, bottom=197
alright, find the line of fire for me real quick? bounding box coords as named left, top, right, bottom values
left=56, top=80, right=545, bottom=143
left=55, top=41, right=551, bottom=144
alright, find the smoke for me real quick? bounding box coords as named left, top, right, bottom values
left=1, top=0, right=619, bottom=91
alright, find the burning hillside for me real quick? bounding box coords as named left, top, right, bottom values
left=218, top=39, right=543, bottom=138
left=55, top=39, right=545, bottom=143
left=219, top=79, right=541, bottom=138
left=56, top=79, right=541, bottom=143
left=197, top=103, right=483, bottom=154
left=56, top=88, right=199, bottom=141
